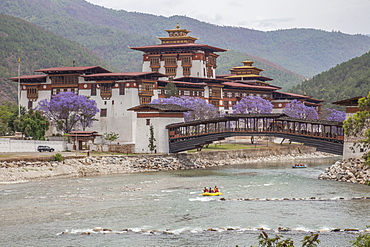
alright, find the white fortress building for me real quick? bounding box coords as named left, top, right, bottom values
left=10, top=25, right=324, bottom=154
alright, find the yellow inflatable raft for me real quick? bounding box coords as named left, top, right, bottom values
left=200, top=192, right=223, bottom=196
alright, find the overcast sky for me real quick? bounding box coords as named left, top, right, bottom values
left=87, top=0, right=370, bottom=35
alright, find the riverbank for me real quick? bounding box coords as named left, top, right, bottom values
left=0, top=146, right=340, bottom=184
left=318, top=158, right=370, bottom=185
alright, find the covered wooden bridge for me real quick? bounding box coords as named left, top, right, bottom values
left=166, top=113, right=344, bottom=155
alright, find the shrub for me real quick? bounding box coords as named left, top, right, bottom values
left=53, top=153, right=63, bottom=162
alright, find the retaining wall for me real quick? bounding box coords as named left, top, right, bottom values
left=0, top=138, right=66, bottom=153
left=174, top=145, right=316, bottom=161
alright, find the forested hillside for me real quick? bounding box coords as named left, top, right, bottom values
left=0, top=0, right=306, bottom=93
left=1, top=0, right=370, bottom=79
left=0, top=14, right=115, bottom=103
left=289, top=51, right=370, bottom=108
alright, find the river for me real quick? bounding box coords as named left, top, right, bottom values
left=0, top=157, right=369, bottom=246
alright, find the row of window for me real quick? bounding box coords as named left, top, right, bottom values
left=158, top=89, right=204, bottom=97
left=224, top=92, right=269, bottom=98
left=150, top=56, right=192, bottom=67
left=151, top=67, right=191, bottom=77
left=50, top=75, right=78, bottom=85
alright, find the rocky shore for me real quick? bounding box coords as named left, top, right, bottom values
left=0, top=147, right=338, bottom=183
left=318, top=158, right=369, bottom=185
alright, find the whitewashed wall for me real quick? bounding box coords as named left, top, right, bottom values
left=0, top=138, right=66, bottom=153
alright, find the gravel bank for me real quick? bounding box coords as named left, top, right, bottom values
left=0, top=151, right=338, bottom=184
left=318, top=158, right=369, bottom=185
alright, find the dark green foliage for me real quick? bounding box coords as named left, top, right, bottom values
left=148, top=125, right=156, bottom=153
left=343, top=92, right=370, bottom=161
left=0, top=101, right=18, bottom=135
left=351, top=232, right=370, bottom=247
left=14, top=108, right=49, bottom=140
left=258, top=231, right=294, bottom=247
left=1, top=0, right=370, bottom=95
left=164, top=79, right=178, bottom=98
left=53, top=153, right=63, bottom=162
left=103, top=132, right=119, bottom=144
left=301, top=232, right=320, bottom=247
left=0, top=13, right=115, bottom=103
left=290, top=51, right=370, bottom=108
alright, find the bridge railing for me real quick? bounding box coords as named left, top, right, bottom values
left=167, top=114, right=344, bottom=143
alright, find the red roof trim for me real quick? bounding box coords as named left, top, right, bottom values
left=158, top=80, right=207, bottom=86
left=222, top=82, right=278, bottom=90
left=35, top=66, right=111, bottom=73
left=131, top=43, right=226, bottom=52
left=83, top=72, right=166, bottom=78
left=9, top=75, right=47, bottom=81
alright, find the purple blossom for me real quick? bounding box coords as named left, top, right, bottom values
left=151, top=96, right=219, bottom=122
left=324, top=108, right=346, bottom=122
left=36, top=91, right=99, bottom=133
left=283, top=99, right=318, bottom=120
left=232, top=96, right=273, bottom=114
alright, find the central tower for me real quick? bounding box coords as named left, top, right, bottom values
left=131, top=24, right=226, bottom=79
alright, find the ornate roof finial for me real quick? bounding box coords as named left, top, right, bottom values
left=176, top=23, right=180, bottom=29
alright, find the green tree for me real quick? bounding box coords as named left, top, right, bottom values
left=0, top=101, right=18, bottom=135
left=148, top=125, right=156, bottom=153
left=301, top=232, right=320, bottom=247
left=164, top=78, right=178, bottom=98
left=14, top=108, right=49, bottom=140
left=343, top=92, right=370, bottom=164
left=351, top=231, right=370, bottom=247
left=103, top=131, right=119, bottom=144
left=257, top=231, right=294, bottom=247
left=0, top=105, right=12, bottom=135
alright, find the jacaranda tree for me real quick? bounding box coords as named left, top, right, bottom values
left=323, top=108, right=346, bottom=122
left=232, top=96, right=273, bottom=114
left=37, top=91, right=99, bottom=134
left=151, top=96, right=219, bottom=122
left=283, top=99, right=318, bottom=120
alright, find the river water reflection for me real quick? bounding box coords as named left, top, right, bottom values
left=1, top=157, right=369, bottom=246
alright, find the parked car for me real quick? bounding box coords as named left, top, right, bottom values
left=37, top=146, right=55, bottom=152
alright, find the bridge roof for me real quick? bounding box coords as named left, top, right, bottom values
left=166, top=113, right=286, bottom=128
left=276, top=116, right=343, bottom=126
left=166, top=113, right=342, bottom=128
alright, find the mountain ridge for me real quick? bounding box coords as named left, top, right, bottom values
left=1, top=0, right=370, bottom=78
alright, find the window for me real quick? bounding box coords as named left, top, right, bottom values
left=183, top=67, right=191, bottom=76
left=164, top=57, right=177, bottom=66
left=100, top=84, right=112, bottom=100
left=181, top=56, right=192, bottom=66
left=146, top=119, right=150, bottom=126
left=91, top=84, right=97, bottom=96
left=52, top=88, right=77, bottom=95
left=140, top=97, right=152, bottom=104
left=28, top=101, right=33, bottom=109
left=224, top=101, right=229, bottom=109
left=100, top=108, right=107, bottom=117
left=50, top=75, right=78, bottom=85
left=27, top=87, right=38, bottom=100
left=150, top=57, right=160, bottom=67
left=207, top=66, right=213, bottom=78
left=165, top=67, right=176, bottom=76
left=119, top=83, right=125, bottom=95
